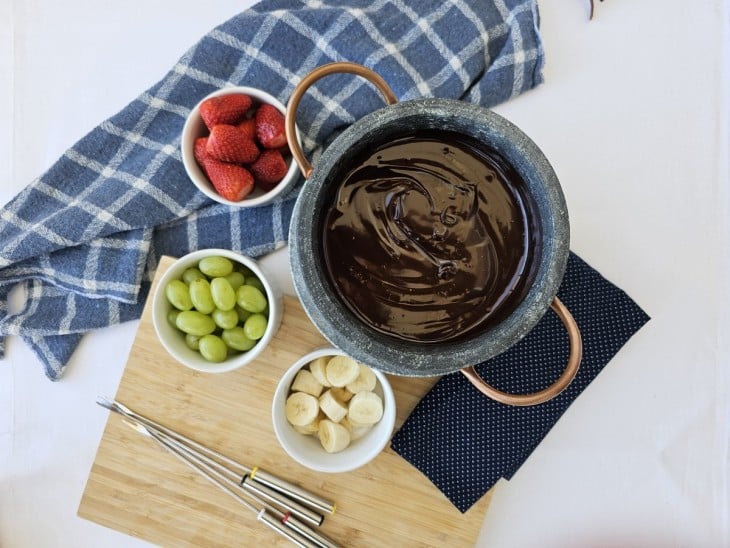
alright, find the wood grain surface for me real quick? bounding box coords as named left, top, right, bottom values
left=78, top=256, right=493, bottom=547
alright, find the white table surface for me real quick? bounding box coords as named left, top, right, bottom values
left=1, top=1, right=728, bottom=546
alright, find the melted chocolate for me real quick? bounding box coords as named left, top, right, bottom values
left=322, top=130, right=539, bottom=343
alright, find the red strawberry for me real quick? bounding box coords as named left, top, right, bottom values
left=255, top=104, right=287, bottom=149
left=250, top=149, right=289, bottom=191
left=199, top=93, right=253, bottom=129
left=193, top=137, right=212, bottom=176
left=237, top=118, right=256, bottom=141
left=205, top=160, right=254, bottom=201
left=206, top=124, right=260, bottom=164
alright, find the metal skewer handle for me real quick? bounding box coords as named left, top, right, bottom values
left=258, top=510, right=318, bottom=548
left=140, top=423, right=335, bottom=548
left=242, top=475, right=323, bottom=528
left=280, top=514, right=339, bottom=548
left=126, top=412, right=326, bottom=530
left=141, top=426, right=314, bottom=547
left=250, top=468, right=336, bottom=515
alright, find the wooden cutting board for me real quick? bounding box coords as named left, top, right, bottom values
left=78, top=256, right=493, bottom=547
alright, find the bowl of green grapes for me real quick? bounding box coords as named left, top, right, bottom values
left=152, top=249, right=282, bottom=373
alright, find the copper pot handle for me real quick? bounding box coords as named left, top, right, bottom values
left=460, top=297, right=583, bottom=406
left=285, top=62, right=398, bottom=179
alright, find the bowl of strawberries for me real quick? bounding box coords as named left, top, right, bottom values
left=181, top=86, right=302, bottom=207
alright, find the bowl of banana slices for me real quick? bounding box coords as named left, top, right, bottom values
left=272, top=347, right=396, bottom=473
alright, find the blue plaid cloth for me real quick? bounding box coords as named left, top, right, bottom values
left=0, top=0, right=545, bottom=380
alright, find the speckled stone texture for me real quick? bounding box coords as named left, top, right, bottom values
left=289, top=99, right=569, bottom=376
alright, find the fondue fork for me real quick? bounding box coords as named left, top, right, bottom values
left=96, top=398, right=327, bottom=526
left=121, top=411, right=323, bottom=529
left=97, top=397, right=336, bottom=516
left=124, top=420, right=338, bottom=548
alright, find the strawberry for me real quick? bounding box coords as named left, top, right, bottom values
left=206, top=124, right=260, bottom=164
left=237, top=118, right=256, bottom=141
left=193, top=137, right=212, bottom=176
left=250, top=149, right=289, bottom=191
left=255, top=103, right=287, bottom=149
left=199, top=93, right=253, bottom=129
left=205, top=160, right=255, bottom=201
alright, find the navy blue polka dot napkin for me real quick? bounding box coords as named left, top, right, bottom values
left=390, top=252, right=650, bottom=513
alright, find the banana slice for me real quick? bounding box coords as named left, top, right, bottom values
left=318, top=388, right=348, bottom=423
left=308, top=357, right=332, bottom=387
left=294, top=423, right=318, bottom=436
left=285, top=392, right=320, bottom=426
left=330, top=386, right=353, bottom=403
left=346, top=414, right=373, bottom=428
left=325, top=355, right=360, bottom=387
left=341, top=417, right=373, bottom=441
left=293, top=410, right=323, bottom=436
left=318, top=419, right=351, bottom=453
left=347, top=391, right=383, bottom=425
left=290, top=369, right=324, bottom=397
left=345, top=363, right=377, bottom=394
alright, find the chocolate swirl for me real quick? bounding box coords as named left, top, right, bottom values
left=322, top=130, right=538, bottom=343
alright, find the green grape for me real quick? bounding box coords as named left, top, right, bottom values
left=223, top=271, right=246, bottom=291
left=235, top=305, right=252, bottom=323
left=237, top=285, right=268, bottom=313
left=222, top=327, right=257, bottom=351
left=185, top=333, right=201, bottom=350
left=198, top=256, right=233, bottom=278
left=181, top=267, right=206, bottom=285
left=189, top=278, right=215, bottom=314
left=175, top=310, right=216, bottom=336
left=167, top=309, right=180, bottom=326
left=244, top=276, right=265, bottom=293
left=243, top=313, right=268, bottom=340
left=212, top=308, right=238, bottom=330
left=198, top=334, right=228, bottom=363
left=165, top=279, right=193, bottom=311
left=210, top=277, right=236, bottom=311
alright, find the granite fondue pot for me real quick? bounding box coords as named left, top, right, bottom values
left=286, top=63, right=582, bottom=406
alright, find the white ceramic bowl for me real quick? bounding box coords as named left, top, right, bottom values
left=181, top=86, right=302, bottom=207
left=152, top=249, right=282, bottom=373
left=272, top=347, right=396, bottom=473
